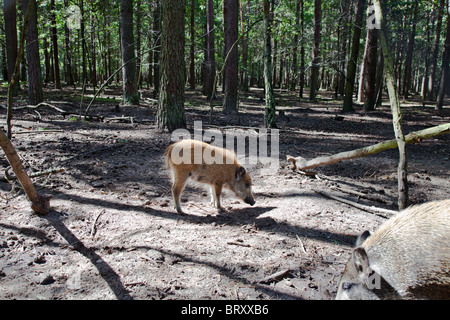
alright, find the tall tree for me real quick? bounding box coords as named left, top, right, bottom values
left=189, top=0, right=195, bottom=90
left=120, top=0, right=139, bottom=105
left=426, top=0, right=445, bottom=101
left=436, top=9, right=450, bottom=111
left=203, top=0, right=216, bottom=99
left=342, top=0, right=366, bottom=112
left=22, top=0, right=42, bottom=104
left=3, top=0, right=19, bottom=95
left=50, top=0, right=61, bottom=89
left=402, top=0, right=418, bottom=99
left=63, top=0, right=74, bottom=85
left=299, top=0, right=305, bottom=98
left=156, top=0, right=186, bottom=131
left=263, top=0, right=276, bottom=128
left=309, top=0, right=322, bottom=100
left=360, top=16, right=379, bottom=112
left=222, top=0, right=239, bottom=114
left=152, top=0, right=161, bottom=98
left=373, top=0, right=408, bottom=210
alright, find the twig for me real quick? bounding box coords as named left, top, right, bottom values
left=296, top=235, right=307, bottom=254
left=258, top=269, right=290, bottom=284
left=90, top=209, right=105, bottom=238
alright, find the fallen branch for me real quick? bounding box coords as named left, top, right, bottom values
left=1, top=167, right=65, bottom=182
left=314, top=190, right=396, bottom=218
left=287, top=123, right=450, bottom=171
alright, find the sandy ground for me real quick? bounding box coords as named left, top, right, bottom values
left=0, top=87, right=449, bottom=300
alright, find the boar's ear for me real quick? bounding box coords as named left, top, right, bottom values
left=355, top=230, right=371, bottom=247
left=235, top=166, right=246, bottom=180
left=353, top=247, right=370, bottom=283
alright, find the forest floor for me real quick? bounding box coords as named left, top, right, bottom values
left=0, top=85, right=449, bottom=300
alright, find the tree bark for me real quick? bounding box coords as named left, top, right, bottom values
left=342, top=0, right=366, bottom=112
left=222, top=0, right=239, bottom=114
left=50, top=0, right=61, bottom=89
left=309, top=0, right=321, bottom=100
left=156, top=0, right=186, bottom=132
left=436, top=11, right=450, bottom=111
left=427, top=0, right=445, bottom=101
left=263, top=0, right=276, bottom=128
left=0, top=129, right=52, bottom=215
left=202, top=0, right=216, bottom=99
left=362, top=26, right=379, bottom=112
left=189, top=0, right=195, bottom=90
left=373, top=0, right=408, bottom=210
left=3, top=0, right=19, bottom=95
left=402, top=1, right=418, bottom=99
left=120, top=0, right=139, bottom=105
left=22, top=0, right=43, bottom=105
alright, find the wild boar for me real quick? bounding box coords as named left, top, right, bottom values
left=164, top=139, right=255, bottom=214
left=336, top=199, right=450, bottom=300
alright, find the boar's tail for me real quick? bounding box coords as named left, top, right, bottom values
left=164, top=144, right=174, bottom=169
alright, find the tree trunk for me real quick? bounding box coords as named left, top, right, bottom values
left=402, top=1, right=419, bottom=100
left=299, top=0, right=305, bottom=98
left=80, top=0, right=87, bottom=84
left=240, top=0, right=249, bottom=92
left=222, top=0, right=239, bottom=114
left=373, top=0, right=408, bottom=210
left=152, top=0, right=161, bottom=98
left=362, top=26, right=379, bottom=112
left=3, top=0, right=19, bottom=95
left=202, top=0, right=216, bottom=99
left=22, top=0, right=43, bottom=105
left=156, top=0, right=186, bottom=132
left=0, top=129, right=52, bottom=215
left=63, top=0, right=74, bottom=85
left=427, top=0, right=445, bottom=101
left=136, top=0, right=142, bottom=88
left=309, top=0, right=321, bottom=100
left=342, top=0, right=366, bottom=112
left=50, top=0, right=61, bottom=89
left=436, top=12, right=450, bottom=111
left=120, top=0, right=138, bottom=105
left=263, top=0, right=276, bottom=128
left=189, top=0, right=195, bottom=90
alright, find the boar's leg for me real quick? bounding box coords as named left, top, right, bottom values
left=211, top=182, right=224, bottom=211
left=171, top=171, right=189, bottom=214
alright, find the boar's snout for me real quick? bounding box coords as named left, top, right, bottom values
left=245, top=197, right=255, bottom=206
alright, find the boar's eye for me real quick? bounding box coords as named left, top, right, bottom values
left=342, top=282, right=353, bottom=291
left=245, top=183, right=250, bottom=188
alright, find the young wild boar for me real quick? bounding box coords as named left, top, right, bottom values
left=336, top=199, right=450, bottom=300
left=164, top=139, right=255, bottom=214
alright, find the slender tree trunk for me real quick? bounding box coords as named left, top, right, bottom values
left=80, top=0, right=87, bottom=84
left=189, top=0, right=195, bottom=90
left=90, top=13, right=97, bottom=88
left=156, top=0, right=186, bottom=131
left=152, top=0, right=161, bottom=98
left=373, top=0, right=408, bottom=210
left=22, top=0, right=42, bottom=104
left=402, top=1, right=418, bottom=100
left=362, top=27, right=379, bottom=112
left=309, top=0, right=321, bottom=100
left=203, top=0, right=216, bottom=99
left=436, top=12, right=450, bottom=111
left=240, top=0, right=249, bottom=91
left=120, top=0, right=139, bottom=105
left=0, top=130, right=52, bottom=215
left=299, top=0, right=305, bottom=98
left=136, top=0, right=142, bottom=88
left=338, top=0, right=350, bottom=97
left=50, top=0, right=61, bottom=89
left=427, top=0, right=445, bottom=101
left=342, top=0, right=366, bottom=112
left=3, top=0, right=19, bottom=95
left=63, top=0, right=74, bottom=85
left=222, top=0, right=239, bottom=114
left=263, top=0, right=276, bottom=128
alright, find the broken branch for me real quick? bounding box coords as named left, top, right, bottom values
left=287, top=123, right=450, bottom=171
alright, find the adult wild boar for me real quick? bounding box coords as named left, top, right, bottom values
left=336, top=199, right=450, bottom=300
